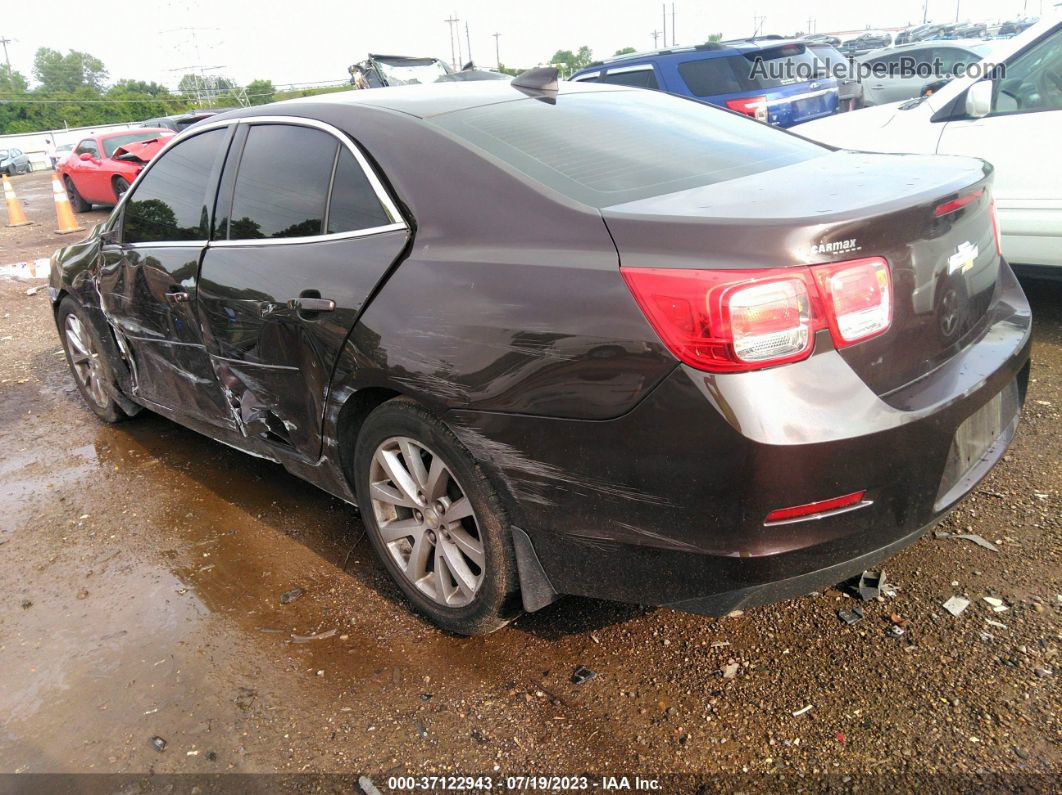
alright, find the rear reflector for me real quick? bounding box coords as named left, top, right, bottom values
left=765, top=491, right=866, bottom=523
left=989, top=198, right=1002, bottom=256
left=622, top=258, right=892, bottom=373
left=934, top=188, right=984, bottom=217
left=725, top=96, right=768, bottom=122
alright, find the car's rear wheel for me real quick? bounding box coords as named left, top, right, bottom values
left=353, top=398, right=522, bottom=635
left=64, top=176, right=90, bottom=213
left=57, top=297, right=127, bottom=423
left=113, top=176, right=130, bottom=203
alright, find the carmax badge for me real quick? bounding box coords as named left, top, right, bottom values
left=948, top=241, right=979, bottom=275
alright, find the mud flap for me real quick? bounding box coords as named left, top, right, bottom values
left=511, top=526, right=559, bottom=613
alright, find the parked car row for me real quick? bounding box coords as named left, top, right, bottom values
left=797, top=16, right=1062, bottom=275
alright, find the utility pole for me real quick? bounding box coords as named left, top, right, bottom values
left=650, top=29, right=661, bottom=48
left=492, top=32, right=501, bottom=69
left=465, top=21, right=473, bottom=66
left=807, top=17, right=814, bottom=34
left=922, top=0, right=929, bottom=23
left=662, top=4, right=668, bottom=47
left=753, top=14, right=766, bottom=37
left=672, top=3, right=677, bottom=45
left=444, top=15, right=460, bottom=71
left=955, top=0, right=960, bottom=22
left=0, top=36, right=12, bottom=79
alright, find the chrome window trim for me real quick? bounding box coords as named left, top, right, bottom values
left=207, top=221, right=407, bottom=248
left=606, top=64, right=655, bottom=75
left=123, top=240, right=208, bottom=250
left=108, top=113, right=408, bottom=243
left=571, top=71, right=601, bottom=81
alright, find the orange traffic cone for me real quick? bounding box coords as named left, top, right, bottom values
left=52, top=175, right=83, bottom=235
left=3, top=174, right=32, bottom=227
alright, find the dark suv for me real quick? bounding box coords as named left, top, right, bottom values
left=571, top=40, right=839, bottom=127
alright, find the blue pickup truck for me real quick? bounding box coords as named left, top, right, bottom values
left=570, top=40, right=839, bottom=127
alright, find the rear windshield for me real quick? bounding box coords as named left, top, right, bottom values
left=102, top=131, right=168, bottom=158
left=679, top=44, right=823, bottom=96
left=431, top=89, right=826, bottom=207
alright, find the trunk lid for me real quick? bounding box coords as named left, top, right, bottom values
left=603, top=150, right=999, bottom=395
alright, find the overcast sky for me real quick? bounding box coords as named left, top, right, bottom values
left=4, top=0, right=1050, bottom=90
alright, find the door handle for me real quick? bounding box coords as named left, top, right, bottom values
left=287, top=297, right=335, bottom=312
left=165, top=289, right=190, bottom=303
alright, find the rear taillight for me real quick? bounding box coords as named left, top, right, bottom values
left=934, top=188, right=984, bottom=217
left=989, top=198, right=1002, bottom=256
left=623, top=258, right=893, bottom=373
left=725, top=96, right=768, bottom=122
left=810, top=257, right=892, bottom=347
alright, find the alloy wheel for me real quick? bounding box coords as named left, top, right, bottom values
left=64, top=313, right=108, bottom=408
left=368, top=436, right=485, bottom=607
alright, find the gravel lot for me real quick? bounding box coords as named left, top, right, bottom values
left=1, top=184, right=1059, bottom=790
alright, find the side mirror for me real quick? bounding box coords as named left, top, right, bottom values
left=79, top=152, right=94, bottom=161
left=965, top=80, right=993, bottom=118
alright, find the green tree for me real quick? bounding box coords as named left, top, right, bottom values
left=33, top=48, right=108, bottom=92
left=111, top=79, right=169, bottom=97
left=614, top=47, right=637, bottom=56
left=548, top=46, right=593, bottom=77
left=707, top=33, right=723, bottom=42
left=245, top=79, right=275, bottom=105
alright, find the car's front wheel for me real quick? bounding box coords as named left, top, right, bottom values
left=354, top=398, right=522, bottom=635
left=64, top=176, right=91, bottom=213
left=57, top=297, right=128, bottom=423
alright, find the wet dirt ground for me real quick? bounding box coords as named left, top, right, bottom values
left=0, top=216, right=1059, bottom=790
left=0, top=170, right=110, bottom=264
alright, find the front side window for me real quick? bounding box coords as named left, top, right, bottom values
left=228, top=125, right=337, bottom=240
left=122, top=129, right=226, bottom=244
left=991, top=27, right=1062, bottom=114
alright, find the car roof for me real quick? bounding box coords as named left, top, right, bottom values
left=579, top=38, right=805, bottom=71
left=101, top=127, right=171, bottom=139
left=274, top=79, right=631, bottom=119
left=856, top=38, right=990, bottom=59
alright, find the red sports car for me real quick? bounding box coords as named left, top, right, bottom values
left=58, top=128, right=174, bottom=211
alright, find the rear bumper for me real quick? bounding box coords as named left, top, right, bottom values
left=447, top=262, right=1032, bottom=612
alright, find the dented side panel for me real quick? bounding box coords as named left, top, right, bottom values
left=197, top=230, right=409, bottom=459
left=97, top=244, right=234, bottom=426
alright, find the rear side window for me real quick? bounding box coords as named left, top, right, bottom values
left=680, top=45, right=823, bottom=96
left=326, top=148, right=392, bottom=234
left=228, top=125, right=337, bottom=239
left=601, top=67, right=659, bottom=89
left=432, top=89, right=826, bottom=207
left=123, top=129, right=226, bottom=244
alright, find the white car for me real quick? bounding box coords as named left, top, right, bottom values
left=796, top=16, right=1062, bottom=275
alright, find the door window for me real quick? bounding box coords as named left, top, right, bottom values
left=326, top=148, right=393, bottom=233
left=228, top=125, right=337, bottom=239
left=991, top=27, right=1062, bottom=114
left=75, top=139, right=99, bottom=157
left=122, top=129, right=227, bottom=244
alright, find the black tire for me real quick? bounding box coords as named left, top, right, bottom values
left=353, top=397, right=522, bottom=635
left=57, top=297, right=128, bottom=423
left=113, top=176, right=130, bottom=203
left=64, top=176, right=91, bottom=213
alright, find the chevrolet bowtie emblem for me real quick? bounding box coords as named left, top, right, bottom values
left=947, top=241, right=979, bottom=275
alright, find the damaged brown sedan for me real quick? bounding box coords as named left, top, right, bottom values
left=49, top=76, right=1030, bottom=634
